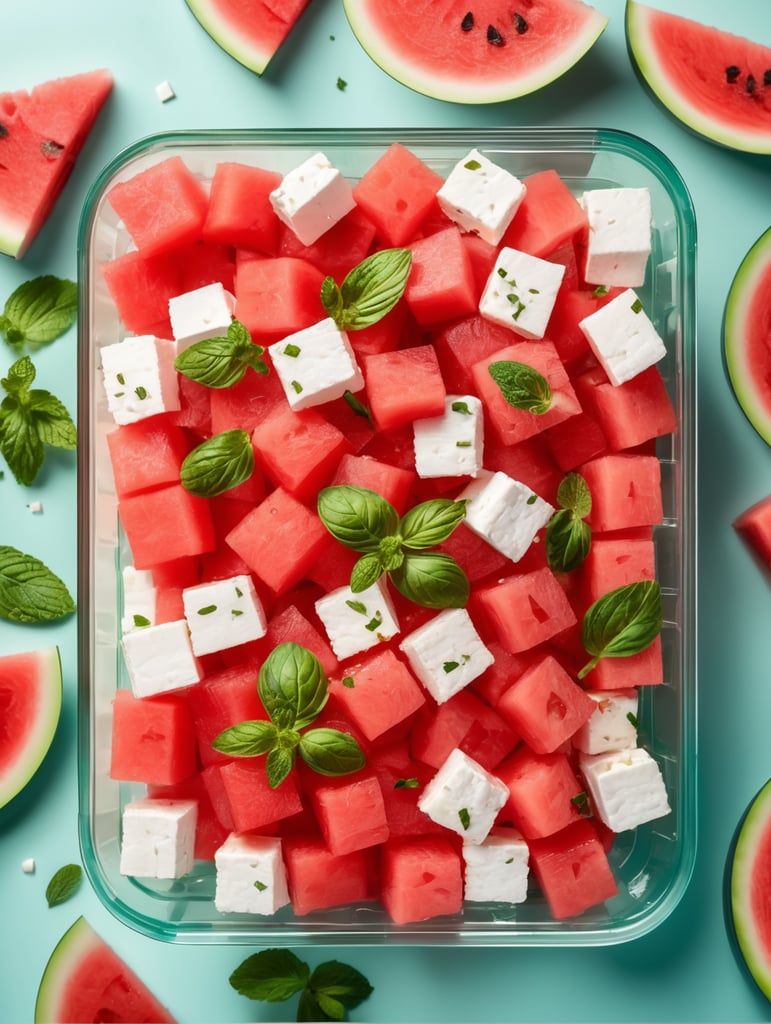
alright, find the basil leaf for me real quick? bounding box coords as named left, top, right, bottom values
left=546, top=509, right=591, bottom=573
left=322, top=248, right=412, bottom=331
left=211, top=720, right=278, bottom=757
left=0, top=545, right=75, bottom=622
left=390, top=552, right=469, bottom=609
left=488, top=360, right=552, bottom=414
left=556, top=472, right=591, bottom=518
left=266, top=746, right=295, bottom=789
left=180, top=429, right=254, bottom=497
left=229, top=949, right=311, bottom=1002
left=298, top=727, right=366, bottom=777
left=400, top=498, right=466, bottom=550
left=579, top=580, right=663, bottom=679
left=317, top=484, right=399, bottom=553
left=350, top=552, right=384, bottom=593
left=1, top=276, right=77, bottom=351
left=308, top=960, right=374, bottom=1012
left=258, top=642, right=329, bottom=731
left=45, top=863, right=83, bottom=907
left=174, top=319, right=267, bottom=388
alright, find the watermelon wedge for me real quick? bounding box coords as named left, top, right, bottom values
left=184, top=0, right=312, bottom=76
left=0, top=647, right=61, bottom=810
left=626, top=1, right=771, bottom=154
left=0, top=70, right=113, bottom=259
left=35, top=916, right=176, bottom=1024
left=723, top=226, right=771, bottom=446
left=343, top=0, right=609, bottom=105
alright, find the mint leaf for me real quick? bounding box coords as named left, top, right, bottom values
left=400, top=498, right=466, bottom=550
left=179, top=428, right=254, bottom=497
left=298, top=727, right=366, bottom=777
left=322, top=248, right=412, bottom=331
left=349, top=552, right=384, bottom=593
left=266, top=745, right=296, bottom=789
left=1, top=276, right=77, bottom=351
left=229, top=949, right=311, bottom=1002
left=389, top=551, right=469, bottom=609
left=579, top=580, right=663, bottom=679
left=488, top=360, right=552, bottom=414
left=174, top=319, right=267, bottom=388
left=45, top=864, right=82, bottom=907
left=0, top=545, right=75, bottom=622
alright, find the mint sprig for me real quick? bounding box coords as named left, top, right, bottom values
left=174, top=319, right=268, bottom=388
left=0, top=356, right=77, bottom=485
left=0, top=544, right=76, bottom=623
left=546, top=472, right=592, bottom=573
left=578, top=580, right=663, bottom=679
left=488, top=360, right=552, bottom=414
left=179, top=428, right=254, bottom=497
left=321, top=248, right=412, bottom=331
left=0, top=276, right=77, bottom=352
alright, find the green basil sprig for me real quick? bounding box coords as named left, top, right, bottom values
left=488, top=360, right=552, bottom=414
left=179, top=428, right=254, bottom=497
left=546, top=472, right=592, bottom=573
left=321, top=248, right=412, bottom=331
left=213, top=642, right=365, bottom=789
left=174, top=319, right=268, bottom=388
left=578, top=580, right=663, bottom=679
left=317, top=485, right=469, bottom=609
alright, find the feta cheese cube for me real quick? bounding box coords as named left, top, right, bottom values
left=572, top=690, right=639, bottom=755
left=121, top=565, right=156, bottom=634
left=21, top=858, right=35, bottom=874
left=418, top=748, right=509, bottom=845
left=579, top=747, right=671, bottom=833
left=437, top=148, right=526, bottom=246
left=119, top=798, right=197, bottom=879
left=214, top=834, right=290, bottom=915
left=315, top=577, right=400, bottom=661
left=581, top=187, right=652, bottom=288
left=578, top=289, right=666, bottom=386
left=479, top=247, right=565, bottom=340
left=463, top=828, right=530, bottom=903
left=168, top=282, right=235, bottom=353
left=154, top=80, right=176, bottom=103
left=269, top=152, right=355, bottom=245
left=413, top=394, right=483, bottom=478
left=100, top=334, right=180, bottom=425
left=399, top=607, right=494, bottom=704
left=121, top=619, right=201, bottom=698
left=182, top=574, right=267, bottom=657
left=268, top=317, right=364, bottom=411
left=459, top=470, right=554, bottom=562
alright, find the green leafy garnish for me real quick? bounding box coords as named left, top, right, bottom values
left=173, top=319, right=267, bottom=388
left=0, top=276, right=77, bottom=352
left=133, top=614, right=151, bottom=627
left=342, top=389, right=374, bottom=428
left=321, top=248, right=412, bottom=331
left=0, top=544, right=75, bottom=623
left=545, top=472, right=592, bottom=573
left=579, top=580, right=663, bottom=680
left=571, top=791, right=591, bottom=816
left=394, top=777, right=419, bottom=789
left=179, top=428, right=254, bottom=497
left=0, top=355, right=77, bottom=485
left=458, top=807, right=471, bottom=830
left=627, top=711, right=639, bottom=728
left=488, top=360, right=552, bottom=414
left=45, top=864, right=83, bottom=907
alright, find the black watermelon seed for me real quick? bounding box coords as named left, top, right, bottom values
left=0, top=123, right=8, bottom=138
left=726, top=65, right=740, bottom=83
left=461, top=11, right=474, bottom=31
left=746, top=74, right=756, bottom=95
left=764, top=69, right=771, bottom=86
left=487, top=24, right=505, bottom=46
left=513, top=13, right=528, bottom=34
left=40, top=139, right=64, bottom=158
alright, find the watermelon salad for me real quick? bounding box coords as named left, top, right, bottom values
left=87, top=137, right=682, bottom=929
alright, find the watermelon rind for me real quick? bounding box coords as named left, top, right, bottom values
left=343, top=0, right=609, bottom=105
left=184, top=0, right=308, bottom=76
left=0, top=646, right=62, bottom=810
left=625, top=1, right=771, bottom=155
left=723, top=226, right=771, bottom=447
left=728, top=780, right=771, bottom=1001
left=34, top=917, right=98, bottom=1024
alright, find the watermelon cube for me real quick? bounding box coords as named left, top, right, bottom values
left=331, top=453, right=415, bottom=515
left=202, top=161, right=282, bottom=253
left=582, top=536, right=656, bottom=605
left=209, top=361, right=286, bottom=434
left=100, top=248, right=180, bottom=338
left=368, top=742, right=445, bottom=839
left=543, top=407, right=608, bottom=472
left=573, top=364, right=677, bottom=452
left=434, top=314, right=517, bottom=395
left=328, top=648, right=426, bottom=742
left=311, top=774, right=390, bottom=855
left=283, top=836, right=377, bottom=915
left=110, top=689, right=198, bottom=786
left=118, top=483, right=216, bottom=569
left=148, top=773, right=229, bottom=861
left=106, top=417, right=190, bottom=499
left=581, top=634, right=664, bottom=690
left=352, top=142, right=443, bottom=246
left=475, top=567, right=578, bottom=654
left=529, top=819, right=618, bottom=919
left=234, top=254, right=325, bottom=340
left=409, top=687, right=519, bottom=771
left=579, top=453, right=663, bottom=532
left=496, top=746, right=584, bottom=840
left=362, top=346, right=446, bottom=432
left=502, top=169, right=588, bottom=258
left=186, top=662, right=265, bottom=766
left=251, top=406, right=349, bottom=500
left=404, top=226, right=477, bottom=326
left=217, top=759, right=303, bottom=833
left=380, top=836, right=463, bottom=924
left=278, top=205, right=378, bottom=281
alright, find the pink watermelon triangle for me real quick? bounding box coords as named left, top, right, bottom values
left=0, top=69, right=113, bottom=259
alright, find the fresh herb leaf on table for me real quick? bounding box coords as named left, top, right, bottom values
left=0, top=276, right=77, bottom=352
left=0, top=544, right=76, bottom=623
left=45, top=864, right=83, bottom=907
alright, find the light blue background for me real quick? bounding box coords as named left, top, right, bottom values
left=2, top=0, right=771, bottom=1020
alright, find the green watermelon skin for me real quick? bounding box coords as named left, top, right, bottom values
left=184, top=0, right=312, bottom=75
left=0, top=70, right=113, bottom=259
left=626, top=1, right=771, bottom=154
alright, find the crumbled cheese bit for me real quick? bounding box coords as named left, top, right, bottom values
left=21, top=858, right=35, bottom=874
left=26, top=501, right=43, bottom=514
left=155, top=81, right=176, bottom=103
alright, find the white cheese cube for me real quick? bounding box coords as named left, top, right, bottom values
left=121, top=619, right=202, bottom=698
left=463, top=828, right=530, bottom=903
left=418, top=748, right=509, bottom=845
left=479, top=247, right=565, bottom=340
left=399, top=607, right=494, bottom=704
left=214, top=834, right=290, bottom=915
left=581, top=187, right=652, bottom=288
left=578, top=289, right=666, bottom=386
left=100, top=334, right=180, bottom=425
left=119, top=798, right=197, bottom=879
left=269, top=152, right=355, bottom=245
left=437, top=148, right=526, bottom=246
left=572, top=690, right=639, bottom=755
left=182, top=574, right=267, bottom=657
left=413, top=394, right=483, bottom=478
left=315, top=577, right=400, bottom=661
left=579, top=747, right=671, bottom=833
left=268, top=317, right=364, bottom=411
left=168, top=282, right=235, bottom=353
left=121, top=565, right=157, bottom=634
left=459, top=470, right=554, bottom=563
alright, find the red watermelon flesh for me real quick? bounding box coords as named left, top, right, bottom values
left=0, top=70, right=112, bottom=259
left=728, top=779, right=771, bottom=1000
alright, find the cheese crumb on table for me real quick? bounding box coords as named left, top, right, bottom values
left=155, top=80, right=176, bottom=103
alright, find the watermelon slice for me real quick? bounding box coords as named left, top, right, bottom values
left=626, top=1, right=771, bottom=154
left=0, top=70, right=113, bottom=259
left=723, top=226, right=771, bottom=446
left=0, top=647, right=61, bottom=810
left=343, top=0, right=609, bottom=105
left=35, top=916, right=176, bottom=1024
left=727, top=780, right=771, bottom=1002
left=184, top=0, right=312, bottom=76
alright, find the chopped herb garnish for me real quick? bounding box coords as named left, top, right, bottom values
left=593, top=285, right=609, bottom=297
left=456, top=440, right=472, bottom=448
left=291, top=380, right=303, bottom=394
left=571, top=792, right=591, bottom=815
left=134, top=385, right=148, bottom=400
left=133, top=614, right=151, bottom=628
left=464, top=159, right=482, bottom=171
left=528, top=287, right=540, bottom=294
left=284, top=343, right=301, bottom=357
left=458, top=807, right=471, bottom=830
left=395, top=777, right=419, bottom=789
left=345, top=599, right=368, bottom=615
left=336, top=77, right=347, bottom=91
left=113, top=392, right=125, bottom=398
left=342, top=676, right=355, bottom=688
left=505, top=856, right=514, bottom=864
left=343, top=389, right=374, bottom=427
left=253, top=879, right=267, bottom=891
left=197, top=604, right=217, bottom=615
left=452, top=400, right=471, bottom=415
left=364, top=610, right=383, bottom=632
left=631, top=298, right=643, bottom=314
left=627, top=711, right=638, bottom=728
left=116, top=372, right=125, bottom=385
left=497, top=266, right=507, bottom=278
left=231, top=608, right=244, bottom=617
left=443, top=660, right=460, bottom=673
left=526, top=493, right=537, bottom=505
left=235, top=586, right=243, bottom=597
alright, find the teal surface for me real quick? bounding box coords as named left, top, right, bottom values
left=0, top=0, right=769, bottom=1020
